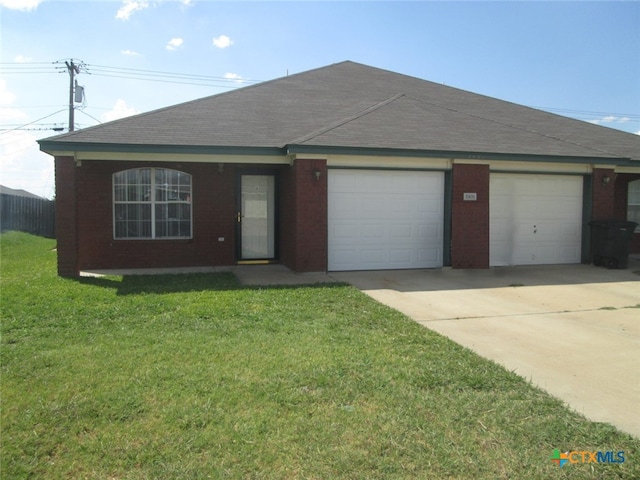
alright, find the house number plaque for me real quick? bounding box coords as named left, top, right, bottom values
left=463, top=193, right=477, bottom=201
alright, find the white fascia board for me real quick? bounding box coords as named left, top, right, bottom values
left=72, top=151, right=290, bottom=164
left=325, top=154, right=451, bottom=170
left=490, top=161, right=590, bottom=174
left=614, top=166, right=640, bottom=174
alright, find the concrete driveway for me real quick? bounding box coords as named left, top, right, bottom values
left=332, top=260, right=640, bottom=438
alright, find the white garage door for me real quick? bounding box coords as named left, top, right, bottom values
left=328, top=169, right=444, bottom=271
left=490, top=173, right=583, bottom=266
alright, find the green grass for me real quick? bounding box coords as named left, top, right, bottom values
left=1, top=231, right=638, bottom=479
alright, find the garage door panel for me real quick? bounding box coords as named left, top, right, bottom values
left=330, top=248, right=359, bottom=270
left=490, top=174, right=582, bottom=266
left=390, top=224, right=414, bottom=241
left=360, top=248, right=387, bottom=263
left=419, top=247, right=442, bottom=265
left=330, top=222, right=358, bottom=239
left=389, top=248, right=413, bottom=264
left=418, top=200, right=443, bottom=215
left=360, top=223, right=386, bottom=242
left=330, top=195, right=358, bottom=217
left=420, top=223, right=442, bottom=241
left=329, top=170, right=444, bottom=271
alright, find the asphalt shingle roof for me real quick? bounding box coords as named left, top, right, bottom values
left=40, top=61, right=640, bottom=162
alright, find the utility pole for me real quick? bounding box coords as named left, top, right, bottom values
left=65, top=60, right=81, bottom=132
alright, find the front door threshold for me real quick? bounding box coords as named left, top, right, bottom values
left=237, top=259, right=279, bottom=265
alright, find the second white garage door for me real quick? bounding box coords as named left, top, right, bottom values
left=490, top=173, right=583, bottom=266
left=328, top=169, right=444, bottom=271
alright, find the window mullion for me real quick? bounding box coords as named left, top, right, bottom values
left=150, top=168, right=156, bottom=239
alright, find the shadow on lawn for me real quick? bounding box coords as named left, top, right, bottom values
left=75, top=272, right=346, bottom=296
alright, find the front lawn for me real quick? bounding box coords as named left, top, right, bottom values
left=1, top=232, right=638, bottom=479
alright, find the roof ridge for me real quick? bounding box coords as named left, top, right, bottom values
left=287, top=93, right=406, bottom=146
left=405, top=94, right=633, bottom=159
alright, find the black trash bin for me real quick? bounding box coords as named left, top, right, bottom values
left=589, top=220, right=638, bottom=269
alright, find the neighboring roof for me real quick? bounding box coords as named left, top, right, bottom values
left=39, top=61, right=640, bottom=162
left=0, top=185, right=46, bottom=200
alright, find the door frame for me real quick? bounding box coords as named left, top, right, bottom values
left=235, top=170, right=279, bottom=264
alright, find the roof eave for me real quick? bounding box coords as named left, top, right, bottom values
left=38, top=141, right=286, bottom=158
left=285, top=144, right=636, bottom=166
left=36, top=139, right=637, bottom=167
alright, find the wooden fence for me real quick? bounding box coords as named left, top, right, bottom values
left=1, top=194, right=55, bottom=238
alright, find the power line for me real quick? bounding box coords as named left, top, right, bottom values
left=0, top=126, right=65, bottom=132
left=0, top=61, right=261, bottom=87
left=87, top=64, right=260, bottom=83
left=0, top=109, right=68, bottom=135
left=75, top=109, right=102, bottom=125
left=531, top=105, right=640, bottom=120
left=84, top=72, right=249, bottom=89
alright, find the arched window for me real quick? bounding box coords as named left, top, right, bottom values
left=113, top=168, right=192, bottom=239
left=629, top=179, right=640, bottom=232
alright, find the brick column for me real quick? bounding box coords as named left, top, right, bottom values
left=281, top=159, right=327, bottom=272
left=451, top=163, right=490, bottom=268
left=296, top=158, right=327, bottom=272
left=591, top=167, right=616, bottom=220
left=54, top=156, right=80, bottom=276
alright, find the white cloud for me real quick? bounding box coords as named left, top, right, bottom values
left=0, top=79, right=54, bottom=198
left=116, top=0, right=149, bottom=20
left=181, top=0, right=194, bottom=6
left=0, top=130, right=54, bottom=199
left=0, top=108, right=27, bottom=122
left=0, top=79, right=27, bottom=125
left=0, top=80, right=28, bottom=124
left=14, top=54, right=33, bottom=63
left=0, top=80, right=16, bottom=106
left=121, top=49, right=141, bottom=57
left=102, top=99, right=139, bottom=122
left=224, top=72, right=245, bottom=84
left=166, top=37, right=184, bottom=51
left=635, top=130, right=640, bottom=136
left=589, top=115, right=632, bottom=126
left=213, top=35, right=233, bottom=49
left=0, top=0, right=43, bottom=11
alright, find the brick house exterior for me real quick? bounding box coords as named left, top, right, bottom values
left=40, top=62, right=640, bottom=276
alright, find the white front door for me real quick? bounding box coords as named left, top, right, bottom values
left=490, top=173, right=583, bottom=266
left=328, top=169, right=444, bottom=271
left=240, top=175, right=275, bottom=260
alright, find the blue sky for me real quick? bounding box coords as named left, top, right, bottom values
left=1, top=0, right=639, bottom=198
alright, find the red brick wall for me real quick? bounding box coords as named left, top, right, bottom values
left=69, top=160, right=238, bottom=271
left=279, top=159, right=327, bottom=272
left=591, top=168, right=616, bottom=220
left=614, top=173, right=640, bottom=254
left=54, top=156, right=79, bottom=276
left=451, top=164, right=489, bottom=268
left=55, top=158, right=328, bottom=275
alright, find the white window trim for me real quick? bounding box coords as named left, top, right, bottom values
left=628, top=179, right=640, bottom=233
left=113, top=168, right=193, bottom=240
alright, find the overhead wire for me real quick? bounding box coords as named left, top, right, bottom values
left=0, top=109, right=68, bottom=135
left=87, top=63, right=261, bottom=83
left=0, top=61, right=261, bottom=87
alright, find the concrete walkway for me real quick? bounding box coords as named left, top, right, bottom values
left=332, top=260, right=640, bottom=438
